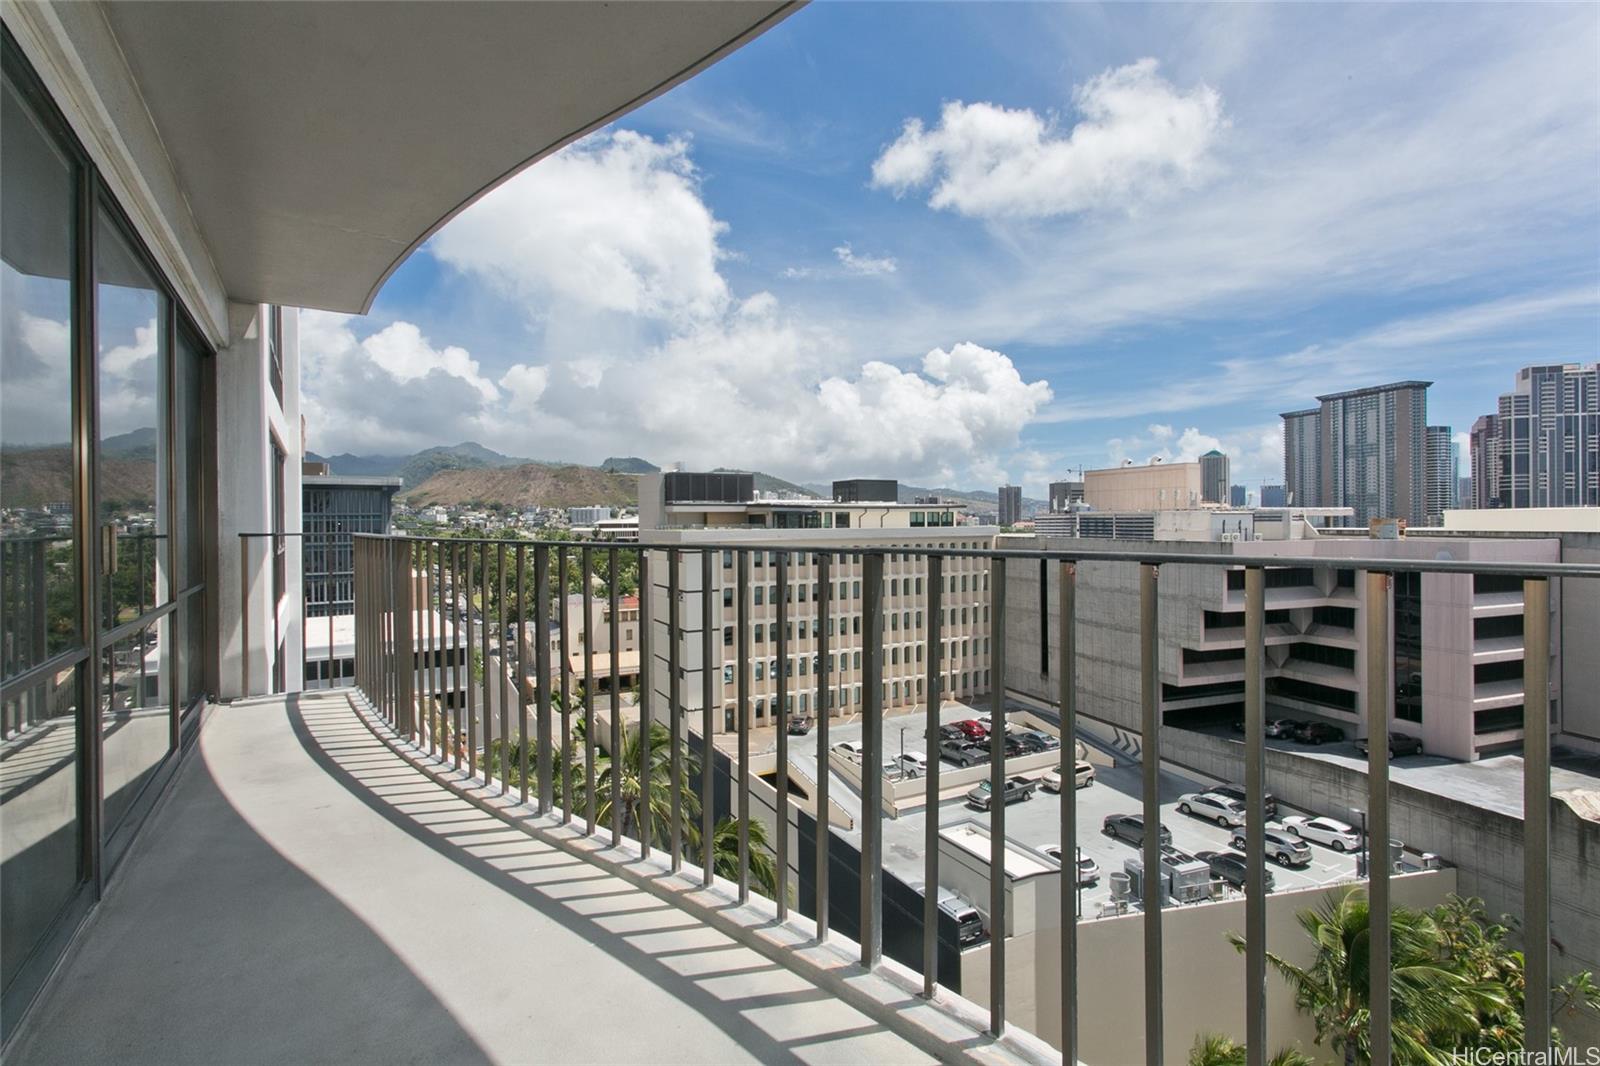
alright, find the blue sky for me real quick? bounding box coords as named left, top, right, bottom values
left=300, top=2, right=1600, bottom=497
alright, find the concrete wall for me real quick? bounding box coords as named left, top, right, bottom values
left=960, top=870, right=1456, bottom=1065
left=1559, top=533, right=1600, bottom=745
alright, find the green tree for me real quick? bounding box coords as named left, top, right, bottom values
left=710, top=814, right=781, bottom=902
left=588, top=720, right=700, bottom=852
left=1231, top=888, right=1513, bottom=1065
left=1187, top=1034, right=1315, bottom=1066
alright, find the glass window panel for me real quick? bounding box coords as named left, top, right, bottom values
left=2, top=70, right=80, bottom=679
left=179, top=591, right=205, bottom=712
left=101, top=618, right=173, bottom=832
left=0, top=663, right=82, bottom=993
left=174, top=328, right=204, bottom=592
left=95, top=207, right=169, bottom=627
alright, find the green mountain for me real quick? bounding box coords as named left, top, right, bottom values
left=600, top=456, right=659, bottom=474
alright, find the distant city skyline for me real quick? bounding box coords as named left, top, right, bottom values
left=296, top=4, right=1599, bottom=499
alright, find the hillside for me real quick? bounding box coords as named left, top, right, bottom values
left=601, top=456, right=659, bottom=474
left=309, top=441, right=538, bottom=488
left=402, top=463, right=638, bottom=510
left=2, top=446, right=156, bottom=510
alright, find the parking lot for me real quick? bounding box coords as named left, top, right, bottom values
left=758, top=698, right=1363, bottom=919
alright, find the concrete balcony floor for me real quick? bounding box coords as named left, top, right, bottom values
left=6, top=691, right=931, bottom=1066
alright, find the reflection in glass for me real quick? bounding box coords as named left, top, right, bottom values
left=95, top=210, right=169, bottom=628
left=101, top=620, right=172, bottom=831
left=0, top=666, right=81, bottom=992
left=2, top=69, right=79, bottom=679
left=2, top=62, right=85, bottom=997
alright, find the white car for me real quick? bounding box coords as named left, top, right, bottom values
left=1040, top=845, right=1100, bottom=884
left=1042, top=760, right=1095, bottom=792
left=896, top=751, right=929, bottom=776
left=831, top=741, right=864, bottom=762
left=1177, top=792, right=1247, bottom=827
left=1281, top=815, right=1362, bottom=851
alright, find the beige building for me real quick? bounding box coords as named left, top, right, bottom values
left=638, top=474, right=995, bottom=734
left=1084, top=460, right=1204, bottom=511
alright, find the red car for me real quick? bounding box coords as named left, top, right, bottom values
left=953, top=719, right=987, bottom=740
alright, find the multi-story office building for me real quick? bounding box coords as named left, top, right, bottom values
left=1470, top=364, right=1600, bottom=509
left=1047, top=480, right=1085, bottom=511
left=1281, top=408, right=1321, bottom=507
left=1033, top=506, right=1352, bottom=543
left=1084, top=459, right=1203, bottom=511
left=1282, top=382, right=1430, bottom=526
left=1199, top=450, right=1229, bottom=504
left=302, top=470, right=401, bottom=617
left=998, top=484, right=1022, bottom=526
left=568, top=505, right=613, bottom=526
left=1423, top=424, right=1459, bottom=526
left=638, top=474, right=995, bottom=735
left=1229, top=485, right=1247, bottom=507
left=1470, top=413, right=1502, bottom=509
left=1260, top=484, right=1288, bottom=508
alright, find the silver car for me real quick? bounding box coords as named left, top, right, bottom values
left=1177, top=791, right=1247, bottom=827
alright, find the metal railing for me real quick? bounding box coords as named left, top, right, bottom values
left=323, top=532, right=1597, bottom=1064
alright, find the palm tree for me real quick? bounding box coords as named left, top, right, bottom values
left=710, top=815, right=780, bottom=901
left=1187, top=1033, right=1314, bottom=1066
left=1230, top=887, right=1505, bottom=1065
left=587, top=720, right=701, bottom=852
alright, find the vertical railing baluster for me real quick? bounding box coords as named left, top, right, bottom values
left=558, top=546, right=571, bottom=823
left=536, top=544, right=553, bottom=815
left=861, top=551, right=885, bottom=967
left=776, top=550, right=790, bottom=918
left=1365, top=570, right=1392, bottom=1066
left=583, top=545, right=597, bottom=835
left=497, top=541, right=509, bottom=792
left=1059, top=560, right=1078, bottom=1062
left=736, top=549, right=751, bottom=901
left=1140, top=562, right=1162, bottom=1066
left=639, top=548, right=653, bottom=856
left=608, top=547, right=622, bottom=846
left=701, top=549, right=714, bottom=886
left=422, top=541, right=433, bottom=753
left=480, top=541, right=494, bottom=782
left=1523, top=575, right=1552, bottom=1055
left=1244, top=567, right=1266, bottom=1066
left=451, top=542, right=464, bottom=771
left=465, top=543, right=477, bottom=775
left=669, top=548, right=683, bottom=871
left=922, top=553, right=943, bottom=999
left=815, top=551, right=831, bottom=940
left=988, top=554, right=1007, bottom=1036
left=383, top=538, right=395, bottom=725
left=517, top=542, right=529, bottom=804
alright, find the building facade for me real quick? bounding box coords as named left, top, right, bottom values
left=302, top=472, right=401, bottom=617
left=1048, top=480, right=1085, bottom=511
left=998, top=484, right=1022, bottom=527
left=1084, top=460, right=1203, bottom=511
left=1319, top=381, right=1430, bottom=528
left=639, top=475, right=996, bottom=735
left=1280, top=409, right=1321, bottom=508
left=1471, top=364, right=1600, bottom=509
left=1199, top=450, right=1230, bottom=504
left=1423, top=425, right=1458, bottom=527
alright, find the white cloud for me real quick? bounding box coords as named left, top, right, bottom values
left=871, top=58, right=1227, bottom=219
left=1105, top=422, right=1282, bottom=486
left=429, top=130, right=729, bottom=327
left=498, top=364, right=549, bottom=412
left=361, top=320, right=498, bottom=402
left=833, top=243, right=897, bottom=276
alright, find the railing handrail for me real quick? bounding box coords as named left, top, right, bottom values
left=342, top=530, right=1600, bottom=579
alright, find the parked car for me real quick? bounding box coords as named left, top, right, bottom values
left=1266, top=718, right=1300, bottom=739
left=940, top=739, right=987, bottom=767
left=937, top=892, right=987, bottom=947
left=965, top=776, right=1037, bottom=811
left=1355, top=732, right=1424, bottom=757
left=786, top=717, right=811, bottom=736
left=1177, top=792, right=1247, bottom=827
left=938, top=723, right=968, bottom=743
left=952, top=719, right=987, bottom=740
left=831, top=740, right=864, bottom=762
left=896, top=751, right=929, bottom=777
left=1102, top=813, right=1172, bottom=847
left=1205, top=783, right=1279, bottom=819
left=1042, top=760, right=1095, bottom=792
left=1228, top=827, right=1312, bottom=867
left=1195, top=850, right=1276, bottom=892
left=1292, top=721, right=1345, bottom=745
left=1041, top=845, right=1100, bottom=885
left=1281, top=815, right=1362, bottom=851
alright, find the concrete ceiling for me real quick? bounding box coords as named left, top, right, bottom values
left=99, top=1, right=798, bottom=314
